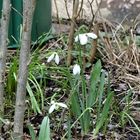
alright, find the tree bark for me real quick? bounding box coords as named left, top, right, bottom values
left=13, top=0, right=36, bottom=139
left=0, top=0, right=11, bottom=133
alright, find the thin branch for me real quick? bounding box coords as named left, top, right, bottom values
left=76, top=0, right=84, bottom=19
left=64, top=0, right=71, bottom=19
left=13, top=0, right=36, bottom=139
left=53, top=0, right=61, bottom=24
left=67, top=0, right=79, bottom=66
left=87, top=0, right=95, bottom=31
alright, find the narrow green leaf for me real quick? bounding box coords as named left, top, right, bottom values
left=7, top=58, right=18, bottom=94
left=82, top=110, right=90, bottom=134
left=93, top=92, right=113, bottom=136
left=124, top=112, right=140, bottom=133
left=26, top=82, right=42, bottom=114
left=71, top=92, right=84, bottom=130
left=97, top=72, right=105, bottom=118
left=27, top=123, right=36, bottom=140
left=38, top=116, right=51, bottom=140
left=87, top=60, right=102, bottom=107
left=29, top=73, right=44, bottom=110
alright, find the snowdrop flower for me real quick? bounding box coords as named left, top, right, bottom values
left=47, top=52, right=60, bottom=65
left=49, top=100, right=68, bottom=114
left=47, top=53, right=55, bottom=63
left=75, top=32, right=97, bottom=45
left=54, top=53, right=60, bottom=65
left=73, top=64, right=81, bottom=75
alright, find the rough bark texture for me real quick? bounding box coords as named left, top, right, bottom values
left=13, top=0, right=36, bottom=139
left=0, top=0, right=11, bottom=134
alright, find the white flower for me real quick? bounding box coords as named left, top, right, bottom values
left=47, top=52, right=60, bottom=65
left=47, top=53, right=55, bottom=63
left=49, top=100, right=68, bottom=114
left=86, top=33, right=97, bottom=39
left=54, top=53, right=60, bottom=65
left=75, top=34, right=88, bottom=45
left=75, top=32, right=97, bottom=45
left=73, top=64, right=81, bottom=75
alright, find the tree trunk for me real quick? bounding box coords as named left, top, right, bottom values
left=0, top=0, right=11, bottom=133
left=13, top=0, right=36, bottom=139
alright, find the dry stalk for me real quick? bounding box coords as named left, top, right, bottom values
left=87, top=0, right=95, bottom=31
left=100, top=23, right=140, bottom=92
left=89, top=0, right=111, bottom=63
left=53, top=0, right=61, bottom=26
left=67, top=0, right=79, bottom=66
left=103, top=37, right=116, bottom=61
left=64, top=0, right=70, bottom=19
left=90, top=23, right=99, bottom=63
left=76, top=0, right=84, bottom=19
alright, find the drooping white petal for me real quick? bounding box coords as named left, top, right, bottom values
left=86, top=33, right=97, bottom=39
left=47, top=53, right=55, bottom=63
left=75, top=35, right=80, bottom=42
left=75, top=34, right=88, bottom=45
left=56, top=102, right=68, bottom=108
left=55, top=53, right=60, bottom=65
left=49, top=104, right=56, bottom=114
left=75, top=34, right=84, bottom=42
left=73, top=64, right=81, bottom=75
left=79, top=34, right=88, bottom=45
